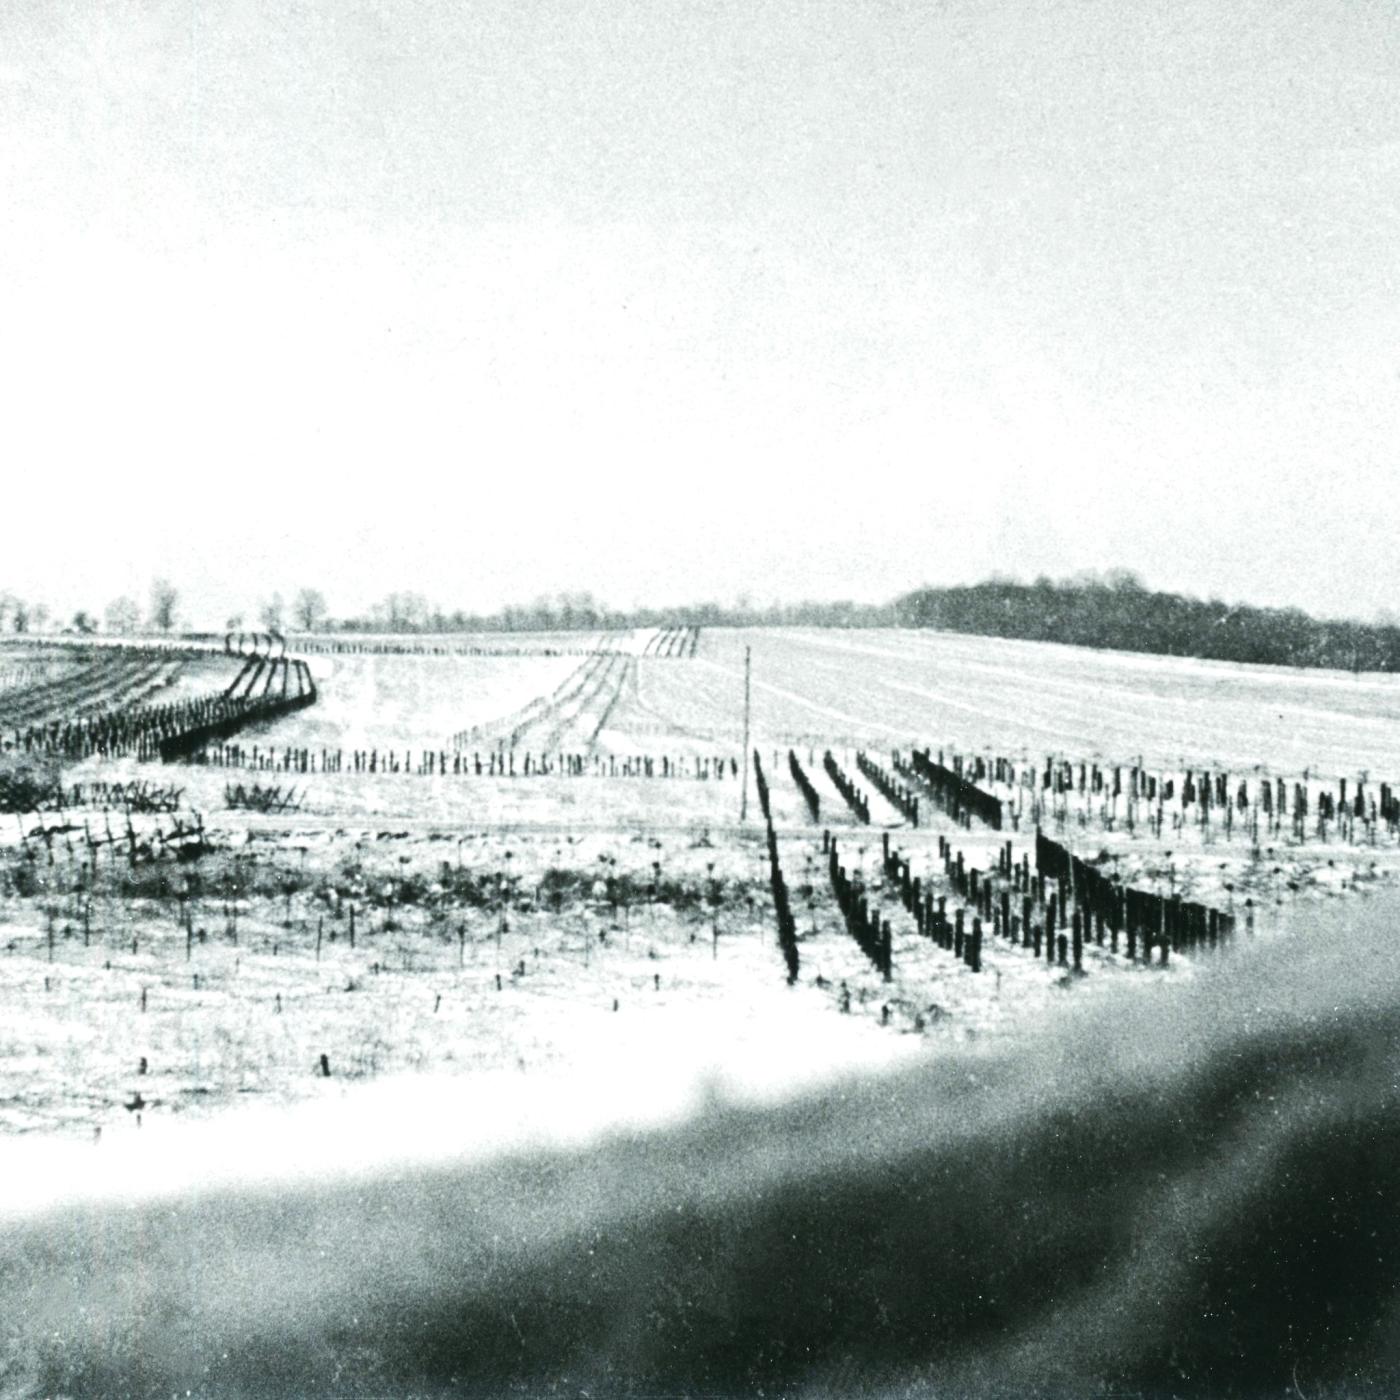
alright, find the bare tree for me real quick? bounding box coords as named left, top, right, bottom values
left=378, top=592, right=428, bottom=632
left=526, top=595, right=557, bottom=630
left=148, top=579, right=179, bottom=633
left=292, top=588, right=328, bottom=632
left=105, top=596, right=141, bottom=634
left=556, top=591, right=600, bottom=630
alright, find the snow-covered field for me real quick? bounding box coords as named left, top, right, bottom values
left=0, top=644, right=237, bottom=735
left=681, top=628, right=1400, bottom=776
left=1, top=624, right=1397, bottom=1149
left=5, top=625, right=1400, bottom=1392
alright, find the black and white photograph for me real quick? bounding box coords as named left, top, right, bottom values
left=3, top=2, right=1400, bottom=1395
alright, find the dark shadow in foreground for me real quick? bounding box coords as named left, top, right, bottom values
left=7, top=895, right=1400, bottom=1398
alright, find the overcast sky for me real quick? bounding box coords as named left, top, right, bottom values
left=3, top=0, right=1398, bottom=627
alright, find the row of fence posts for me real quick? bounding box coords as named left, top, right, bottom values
left=821, top=830, right=892, bottom=978
left=774, top=741, right=1400, bottom=849
left=1034, top=829, right=1237, bottom=960
left=293, top=626, right=702, bottom=658
left=926, top=827, right=1240, bottom=972
left=855, top=752, right=919, bottom=825
left=901, top=749, right=1003, bottom=830
left=190, top=745, right=742, bottom=780
left=939, top=833, right=1079, bottom=969
left=453, top=650, right=620, bottom=750
left=301, top=641, right=592, bottom=657
left=939, top=751, right=1400, bottom=846
left=993, top=753, right=1399, bottom=846
left=881, top=830, right=985, bottom=973
left=888, top=830, right=1085, bottom=972
left=587, top=657, right=632, bottom=746
left=1, top=656, right=168, bottom=732
left=788, top=750, right=820, bottom=821
left=1033, top=760, right=1313, bottom=841
left=13, top=676, right=316, bottom=764
left=451, top=635, right=692, bottom=750
left=824, top=819, right=1244, bottom=989
left=640, top=626, right=702, bottom=659
left=754, top=751, right=800, bottom=982
left=753, top=749, right=771, bottom=824
left=823, top=751, right=870, bottom=824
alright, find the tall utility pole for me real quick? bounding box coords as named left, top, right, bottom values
left=739, top=645, right=752, bottom=822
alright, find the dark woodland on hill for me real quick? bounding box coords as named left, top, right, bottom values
left=890, top=572, right=1400, bottom=672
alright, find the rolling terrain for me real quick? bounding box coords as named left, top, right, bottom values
left=3, top=624, right=1400, bottom=1397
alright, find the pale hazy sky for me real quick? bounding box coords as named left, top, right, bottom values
left=3, top=0, right=1398, bottom=626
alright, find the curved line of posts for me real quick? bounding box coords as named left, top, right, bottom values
left=15, top=668, right=318, bottom=764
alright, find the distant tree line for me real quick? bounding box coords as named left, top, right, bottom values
left=8, top=569, right=1400, bottom=673
left=894, top=571, right=1400, bottom=672
left=0, top=583, right=893, bottom=640
left=0, top=581, right=328, bottom=640
left=330, top=592, right=896, bottom=634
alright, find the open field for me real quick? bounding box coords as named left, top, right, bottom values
left=685, top=628, right=1400, bottom=775
left=194, top=624, right=1400, bottom=786
left=0, top=624, right=1395, bottom=1144
left=4, top=806, right=1247, bottom=1139
left=0, top=642, right=237, bottom=735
